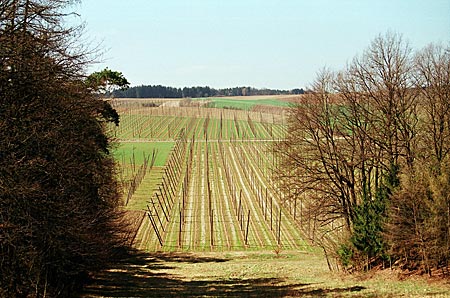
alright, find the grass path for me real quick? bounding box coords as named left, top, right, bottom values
left=81, top=250, right=450, bottom=297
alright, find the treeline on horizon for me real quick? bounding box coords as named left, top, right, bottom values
left=112, top=84, right=305, bottom=98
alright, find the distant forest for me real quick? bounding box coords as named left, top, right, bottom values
left=112, top=85, right=305, bottom=98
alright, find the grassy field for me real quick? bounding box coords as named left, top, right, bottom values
left=114, top=141, right=174, bottom=167
left=193, top=97, right=293, bottom=110
left=82, top=250, right=450, bottom=297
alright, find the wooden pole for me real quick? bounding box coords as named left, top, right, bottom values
left=210, top=210, right=214, bottom=248
left=178, top=211, right=182, bottom=248
left=245, top=210, right=250, bottom=246
left=150, top=201, right=164, bottom=232
left=277, top=208, right=282, bottom=245
left=294, top=198, right=297, bottom=221
left=147, top=207, right=163, bottom=247
left=237, top=191, right=242, bottom=221
left=270, top=197, right=273, bottom=231
left=155, top=192, right=169, bottom=222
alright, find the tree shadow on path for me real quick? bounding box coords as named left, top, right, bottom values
left=81, top=251, right=366, bottom=297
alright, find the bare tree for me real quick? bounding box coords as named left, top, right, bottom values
left=275, top=69, right=360, bottom=267
left=345, top=32, right=418, bottom=170
left=386, top=43, right=450, bottom=275
left=415, top=43, right=450, bottom=165
left=277, top=32, right=420, bottom=269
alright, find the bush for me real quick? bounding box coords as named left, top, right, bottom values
left=337, top=243, right=354, bottom=268
left=386, top=160, right=450, bottom=275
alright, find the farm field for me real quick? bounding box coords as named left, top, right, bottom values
left=110, top=97, right=309, bottom=252
left=191, top=96, right=293, bottom=110
left=91, top=97, right=450, bottom=297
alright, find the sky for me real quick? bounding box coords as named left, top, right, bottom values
left=71, top=0, right=449, bottom=90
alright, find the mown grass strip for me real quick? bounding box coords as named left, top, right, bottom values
left=114, top=142, right=174, bottom=166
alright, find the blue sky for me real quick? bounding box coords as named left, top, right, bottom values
left=73, top=0, right=449, bottom=89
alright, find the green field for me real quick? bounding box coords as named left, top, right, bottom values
left=114, top=141, right=174, bottom=167
left=193, top=97, right=292, bottom=110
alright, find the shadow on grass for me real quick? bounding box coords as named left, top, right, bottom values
left=81, top=251, right=367, bottom=297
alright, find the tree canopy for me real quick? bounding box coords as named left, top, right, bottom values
left=86, top=67, right=130, bottom=94
left=0, top=1, right=128, bottom=296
